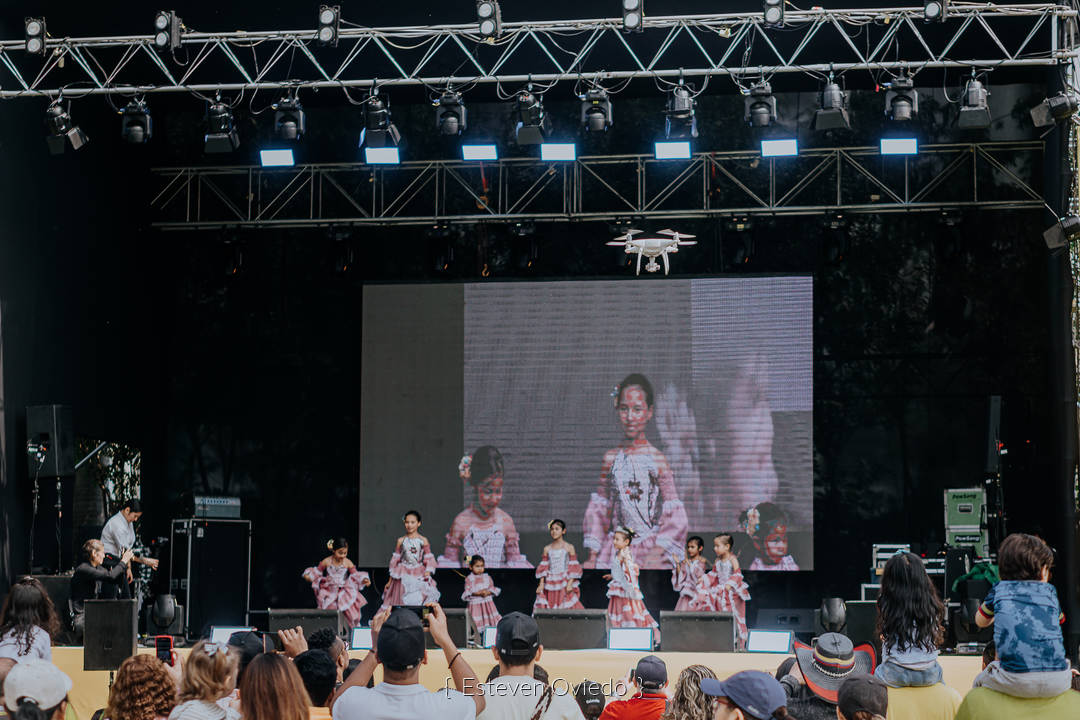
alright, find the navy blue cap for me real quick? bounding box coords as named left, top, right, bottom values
left=700, top=671, right=786, bottom=720
left=377, top=608, right=426, bottom=670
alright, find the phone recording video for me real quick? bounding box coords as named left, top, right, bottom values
left=392, top=605, right=431, bottom=627
left=154, top=635, right=174, bottom=666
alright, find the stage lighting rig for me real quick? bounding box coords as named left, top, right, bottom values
left=580, top=87, right=612, bottom=133
left=45, top=102, right=89, bottom=155
left=924, top=0, right=948, bottom=22
left=153, top=11, right=182, bottom=51
left=434, top=91, right=467, bottom=136
left=813, top=78, right=850, bottom=130
left=515, top=86, right=550, bottom=145
left=1030, top=92, right=1079, bottom=128
left=360, top=92, right=401, bottom=149
left=25, top=17, right=46, bottom=55
left=957, top=76, right=991, bottom=129
left=317, top=5, right=340, bottom=47
left=664, top=84, right=697, bottom=139
left=744, top=82, right=777, bottom=128
left=763, top=0, right=784, bottom=27
left=273, top=93, right=305, bottom=141
left=885, top=74, right=918, bottom=122
left=205, top=100, right=239, bottom=153
left=622, top=0, right=643, bottom=33
left=120, top=100, right=152, bottom=143
left=477, top=1, right=502, bottom=41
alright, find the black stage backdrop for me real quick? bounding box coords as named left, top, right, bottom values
left=0, top=2, right=1068, bottom=632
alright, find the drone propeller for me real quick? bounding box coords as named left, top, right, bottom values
left=606, top=241, right=628, bottom=246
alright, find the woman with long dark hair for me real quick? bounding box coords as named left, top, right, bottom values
left=874, top=551, right=945, bottom=688
left=0, top=578, right=60, bottom=662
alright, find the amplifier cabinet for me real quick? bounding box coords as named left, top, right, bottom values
left=170, top=519, right=251, bottom=639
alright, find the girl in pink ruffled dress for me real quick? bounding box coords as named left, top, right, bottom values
left=378, top=510, right=441, bottom=613
left=690, top=533, right=751, bottom=647
left=461, top=555, right=501, bottom=630
left=437, top=446, right=531, bottom=569
left=301, top=537, right=371, bottom=627
left=583, top=374, right=688, bottom=570
left=671, top=535, right=710, bottom=611
left=604, top=527, right=659, bottom=644
left=534, top=519, right=584, bottom=611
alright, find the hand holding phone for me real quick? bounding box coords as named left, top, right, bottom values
left=155, top=635, right=174, bottom=666
left=392, top=605, right=431, bottom=627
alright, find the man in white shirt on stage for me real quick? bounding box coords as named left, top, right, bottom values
left=100, top=499, right=158, bottom=596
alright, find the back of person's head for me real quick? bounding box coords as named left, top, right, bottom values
left=573, top=681, right=605, bottom=720
left=105, top=655, right=177, bottom=720
left=981, top=640, right=996, bottom=670
left=495, top=612, right=541, bottom=668
left=226, top=631, right=265, bottom=682
left=875, top=551, right=944, bottom=652
left=306, top=628, right=341, bottom=659
left=293, top=650, right=336, bottom=708
left=659, top=664, right=716, bottom=720
left=377, top=608, right=426, bottom=674
left=180, top=641, right=239, bottom=703
left=0, top=577, right=60, bottom=654
left=124, top=499, right=143, bottom=514
left=837, top=674, right=887, bottom=720
left=997, top=533, right=1054, bottom=580
left=2, top=660, right=72, bottom=720
left=240, top=653, right=310, bottom=720
left=633, top=655, right=667, bottom=692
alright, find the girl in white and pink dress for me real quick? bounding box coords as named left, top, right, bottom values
left=671, top=535, right=710, bottom=611
left=437, top=446, right=531, bottom=568
left=461, top=555, right=501, bottom=630
left=534, top=519, right=584, bottom=611
left=690, top=533, right=751, bottom=646
left=378, top=510, right=440, bottom=613
left=301, top=537, right=371, bottom=627
left=605, top=527, right=659, bottom=644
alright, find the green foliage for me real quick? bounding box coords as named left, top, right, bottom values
left=75, top=438, right=142, bottom=515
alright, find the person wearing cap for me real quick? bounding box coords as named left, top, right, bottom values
left=953, top=676, right=1080, bottom=720
left=2, top=660, right=72, bottom=720
left=699, top=671, right=790, bottom=720
left=330, top=604, right=484, bottom=720
left=598, top=656, right=668, bottom=720
left=476, top=612, right=584, bottom=720
left=778, top=633, right=875, bottom=720
left=837, top=674, right=887, bottom=720
left=574, top=681, right=606, bottom=720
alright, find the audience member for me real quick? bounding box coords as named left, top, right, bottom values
left=659, top=664, right=717, bottom=720
left=781, top=633, right=874, bottom=720
left=485, top=663, right=551, bottom=686
left=954, top=682, right=1080, bottom=719
left=307, top=630, right=347, bottom=683
left=836, top=675, right=886, bottom=720
left=239, top=654, right=309, bottom=720
left=294, top=651, right=336, bottom=716
left=574, top=682, right=606, bottom=720
left=598, top=655, right=668, bottom=720
left=169, top=641, right=240, bottom=720
left=874, top=552, right=944, bottom=688
left=330, top=605, right=484, bottom=720
left=0, top=579, right=59, bottom=664
left=477, top=612, right=582, bottom=720
left=980, top=641, right=996, bottom=670
left=700, top=670, right=791, bottom=720
left=341, top=659, right=361, bottom=684
left=974, top=532, right=1071, bottom=697
left=104, top=654, right=180, bottom=720
left=1, top=660, right=71, bottom=720
left=226, top=632, right=265, bottom=683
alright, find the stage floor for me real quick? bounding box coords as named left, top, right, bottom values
left=52, top=647, right=982, bottom=718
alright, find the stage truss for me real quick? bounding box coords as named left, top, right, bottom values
left=149, top=140, right=1044, bottom=229
left=0, top=4, right=1076, bottom=99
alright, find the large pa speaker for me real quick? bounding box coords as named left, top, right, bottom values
left=26, top=405, right=74, bottom=477
left=533, top=609, right=607, bottom=650
left=755, top=608, right=816, bottom=642
left=659, top=611, right=735, bottom=652
left=83, top=599, right=137, bottom=671
left=844, top=600, right=880, bottom=661
left=269, top=609, right=344, bottom=638
left=170, top=519, right=251, bottom=639
left=32, top=575, right=73, bottom=635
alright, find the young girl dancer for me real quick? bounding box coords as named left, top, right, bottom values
left=605, top=527, right=659, bottom=644
left=437, top=446, right=531, bottom=568
left=378, top=510, right=440, bottom=613
left=534, top=519, right=584, bottom=611
left=874, top=551, right=945, bottom=688
left=461, top=555, right=501, bottom=630
left=301, top=538, right=371, bottom=627
left=690, top=533, right=751, bottom=646
left=583, top=374, right=687, bottom=569
left=671, top=536, right=710, bottom=612
left=0, top=576, right=60, bottom=662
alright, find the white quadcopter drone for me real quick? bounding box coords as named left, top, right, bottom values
left=606, top=228, right=697, bottom=275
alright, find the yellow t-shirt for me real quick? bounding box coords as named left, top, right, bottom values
left=886, top=684, right=962, bottom=720
left=954, top=686, right=1080, bottom=719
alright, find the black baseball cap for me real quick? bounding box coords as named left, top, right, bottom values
left=496, top=612, right=540, bottom=657
left=838, top=674, right=888, bottom=719
left=574, top=680, right=606, bottom=711
left=377, top=608, right=426, bottom=670
left=633, top=655, right=668, bottom=689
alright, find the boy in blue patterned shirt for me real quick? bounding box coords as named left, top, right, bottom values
left=973, top=533, right=1072, bottom=697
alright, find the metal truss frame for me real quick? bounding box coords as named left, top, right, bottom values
left=1, top=4, right=1076, bottom=99
left=149, top=140, right=1045, bottom=229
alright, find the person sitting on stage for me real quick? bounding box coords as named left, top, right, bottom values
left=169, top=640, right=240, bottom=720
left=0, top=578, right=60, bottom=663
left=69, top=540, right=132, bottom=640
left=294, top=650, right=337, bottom=717
left=1, top=659, right=72, bottom=720
left=104, top=654, right=181, bottom=720
left=599, top=656, right=668, bottom=720
left=658, top=664, right=716, bottom=720
left=330, top=604, right=484, bottom=720
left=307, top=629, right=347, bottom=684
left=239, top=654, right=309, bottom=720
left=101, top=499, right=159, bottom=576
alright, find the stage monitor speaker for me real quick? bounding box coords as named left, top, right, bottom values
left=26, top=405, right=74, bottom=477
left=171, top=519, right=251, bottom=639
left=755, top=608, right=816, bottom=642
left=533, top=609, right=607, bottom=650
left=424, top=608, right=466, bottom=649
left=659, top=611, right=735, bottom=652
left=32, top=575, right=73, bottom=634
left=844, top=600, right=880, bottom=661
left=269, top=609, right=344, bottom=638
left=83, top=599, right=137, bottom=671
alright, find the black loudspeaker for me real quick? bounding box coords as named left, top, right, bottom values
left=533, top=609, right=607, bottom=650
left=32, top=575, right=73, bottom=634
left=26, top=405, right=74, bottom=477
left=171, top=519, right=251, bottom=638
left=83, top=599, right=137, bottom=671
left=269, top=609, right=344, bottom=638
left=844, top=600, right=880, bottom=661
left=659, top=611, right=735, bottom=651
left=755, top=608, right=816, bottom=642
